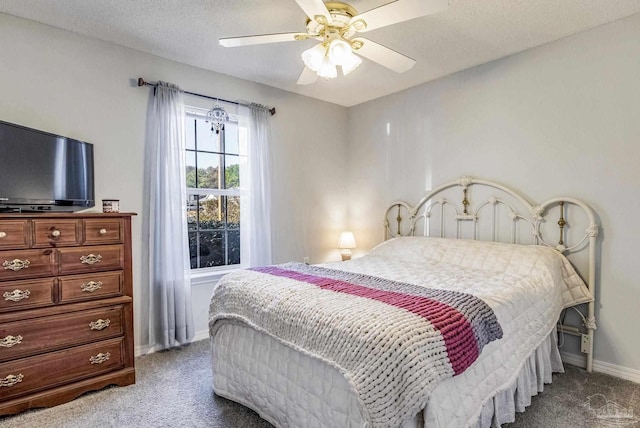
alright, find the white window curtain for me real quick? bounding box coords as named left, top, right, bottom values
left=141, top=81, right=194, bottom=352
left=239, top=104, right=273, bottom=267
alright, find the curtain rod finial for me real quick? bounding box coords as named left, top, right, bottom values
left=269, top=107, right=276, bottom=116
left=137, top=77, right=146, bottom=87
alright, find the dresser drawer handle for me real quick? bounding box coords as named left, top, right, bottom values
left=80, top=254, right=102, bottom=265
left=0, top=373, right=24, bottom=387
left=99, top=228, right=107, bottom=235
left=0, top=232, right=6, bottom=238
left=89, top=319, right=111, bottom=331
left=89, top=352, right=110, bottom=365
left=2, top=259, right=30, bottom=271
left=81, top=280, right=103, bottom=292
left=3, top=289, right=31, bottom=302
left=51, top=229, right=61, bottom=238
left=0, top=335, right=23, bottom=348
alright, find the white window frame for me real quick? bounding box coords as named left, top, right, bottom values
left=185, top=106, right=245, bottom=284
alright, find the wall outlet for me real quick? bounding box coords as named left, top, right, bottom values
left=303, top=257, right=309, bottom=265
left=581, top=333, right=592, bottom=354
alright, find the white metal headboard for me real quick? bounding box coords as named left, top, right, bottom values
left=383, top=176, right=599, bottom=372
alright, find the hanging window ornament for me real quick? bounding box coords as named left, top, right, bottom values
left=206, top=102, right=229, bottom=134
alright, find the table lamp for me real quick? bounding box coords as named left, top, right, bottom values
left=338, top=231, right=356, bottom=261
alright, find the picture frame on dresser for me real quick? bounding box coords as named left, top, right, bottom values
left=0, top=213, right=135, bottom=416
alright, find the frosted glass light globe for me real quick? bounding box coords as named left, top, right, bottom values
left=301, top=44, right=327, bottom=72
left=328, top=39, right=352, bottom=66
left=341, top=53, right=362, bottom=75
left=318, top=55, right=337, bottom=79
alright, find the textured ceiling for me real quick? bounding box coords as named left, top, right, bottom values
left=2, top=0, right=640, bottom=107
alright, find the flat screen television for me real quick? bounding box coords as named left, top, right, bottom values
left=0, top=120, right=94, bottom=212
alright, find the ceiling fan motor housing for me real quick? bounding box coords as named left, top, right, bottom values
left=305, top=2, right=363, bottom=42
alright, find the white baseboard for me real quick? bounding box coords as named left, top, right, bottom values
left=135, top=345, right=147, bottom=357
left=560, top=351, right=587, bottom=368
left=192, top=329, right=210, bottom=342
left=561, top=352, right=640, bottom=384
left=134, top=329, right=210, bottom=357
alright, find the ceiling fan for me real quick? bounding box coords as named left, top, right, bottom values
left=219, top=0, right=448, bottom=85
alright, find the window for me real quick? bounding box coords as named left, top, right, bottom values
left=185, top=109, right=243, bottom=271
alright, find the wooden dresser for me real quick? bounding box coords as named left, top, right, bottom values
left=0, top=213, right=135, bottom=415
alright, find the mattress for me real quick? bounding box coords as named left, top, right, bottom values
left=209, top=237, right=592, bottom=427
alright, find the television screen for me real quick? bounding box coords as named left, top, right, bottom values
left=0, top=120, right=94, bottom=212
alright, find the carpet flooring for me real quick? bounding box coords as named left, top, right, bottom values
left=1, top=339, right=638, bottom=428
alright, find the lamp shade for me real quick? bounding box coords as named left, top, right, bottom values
left=318, top=55, right=338, bottom=79
left=301, top=40, right=361, bottom=80
left=328, top=39, right=352, bottom=66
left=341, top=52, right=362, bottom=76
left=338, top=231, right=357, bottom=249
left=301, top=43, right=327, bottom=72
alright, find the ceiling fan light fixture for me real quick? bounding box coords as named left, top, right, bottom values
left=302, top=39, right=361, bottom=79
left=341, top=52, right=362, bottom=76
left=328, top=39, right=352, bottom=66
left=302, top=43, right=327, bottom=72
left=318, top=55, right=338, bottom=79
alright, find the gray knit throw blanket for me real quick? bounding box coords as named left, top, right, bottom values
left=209, top=262, right=502, bottom=428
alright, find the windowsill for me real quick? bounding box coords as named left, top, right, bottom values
left=190, top=266, right=243, bottom=286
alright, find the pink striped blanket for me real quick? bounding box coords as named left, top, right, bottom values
left=209, top=262, right=502, bottom=427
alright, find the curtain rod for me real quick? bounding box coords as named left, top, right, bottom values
left=137, top=77, right=276, bottom=116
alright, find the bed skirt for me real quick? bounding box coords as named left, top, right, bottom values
left=470, top=328, right=563, bottom=427
left=210, top=321, right=563, bottom=428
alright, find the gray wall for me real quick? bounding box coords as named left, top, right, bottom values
left=347, top=13, right=640, bottom=376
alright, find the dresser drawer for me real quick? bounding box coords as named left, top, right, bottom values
left=32, top=220, right=80, bottom=248
left=57, top=245, right=124, bottom=275
left=59, top=271, right=123, bottom=303
left=0, top=337, right=124, bottom=401
left=0, top=278, right=55, bottom=313
left=0, top=249, right=56, bottom=281
left=0, top=306, right=124, bottom=362
left=83, top=219, right=123, bottom=245
left=0, top=221, right=29, bottom=250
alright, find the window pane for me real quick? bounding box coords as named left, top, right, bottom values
left=196, top=118, right=221, bottom=152
left=225, top=122, right=239, bottom=154
left=225, top=155, right=240, bottom=189
left=228, top=230, right=240, bottom=265
left=199, top=231, right=225, bottom=267
left=187, top=194, right=198, bottom=232
left=185, top=118, right=196, bottom=150
left=198, top=195, right=224, bottom=229
left=227, top=196, right=240, bottom=227
left=188, top=231, right=198, bottom=269
left=196, top=152, right=221, bottom=189
left=186, top=151, right=196, bottom=188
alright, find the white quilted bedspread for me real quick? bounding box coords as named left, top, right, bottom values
left=210, top=237, right=593, bottom=428
left=327, top=237, right=592, bottom=427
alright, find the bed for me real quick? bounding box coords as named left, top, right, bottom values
left=208, top=176, right=599, bottom=428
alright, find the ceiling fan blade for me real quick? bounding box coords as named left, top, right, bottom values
left=297, top=67, right=318, bottom=85
left=353, top=38, right=416, bottom=73
left=351, top=0, right=448, bottom=33
left=219, top=32, right=307, bottom=48
left=294, top=0, right=331, bottom=22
